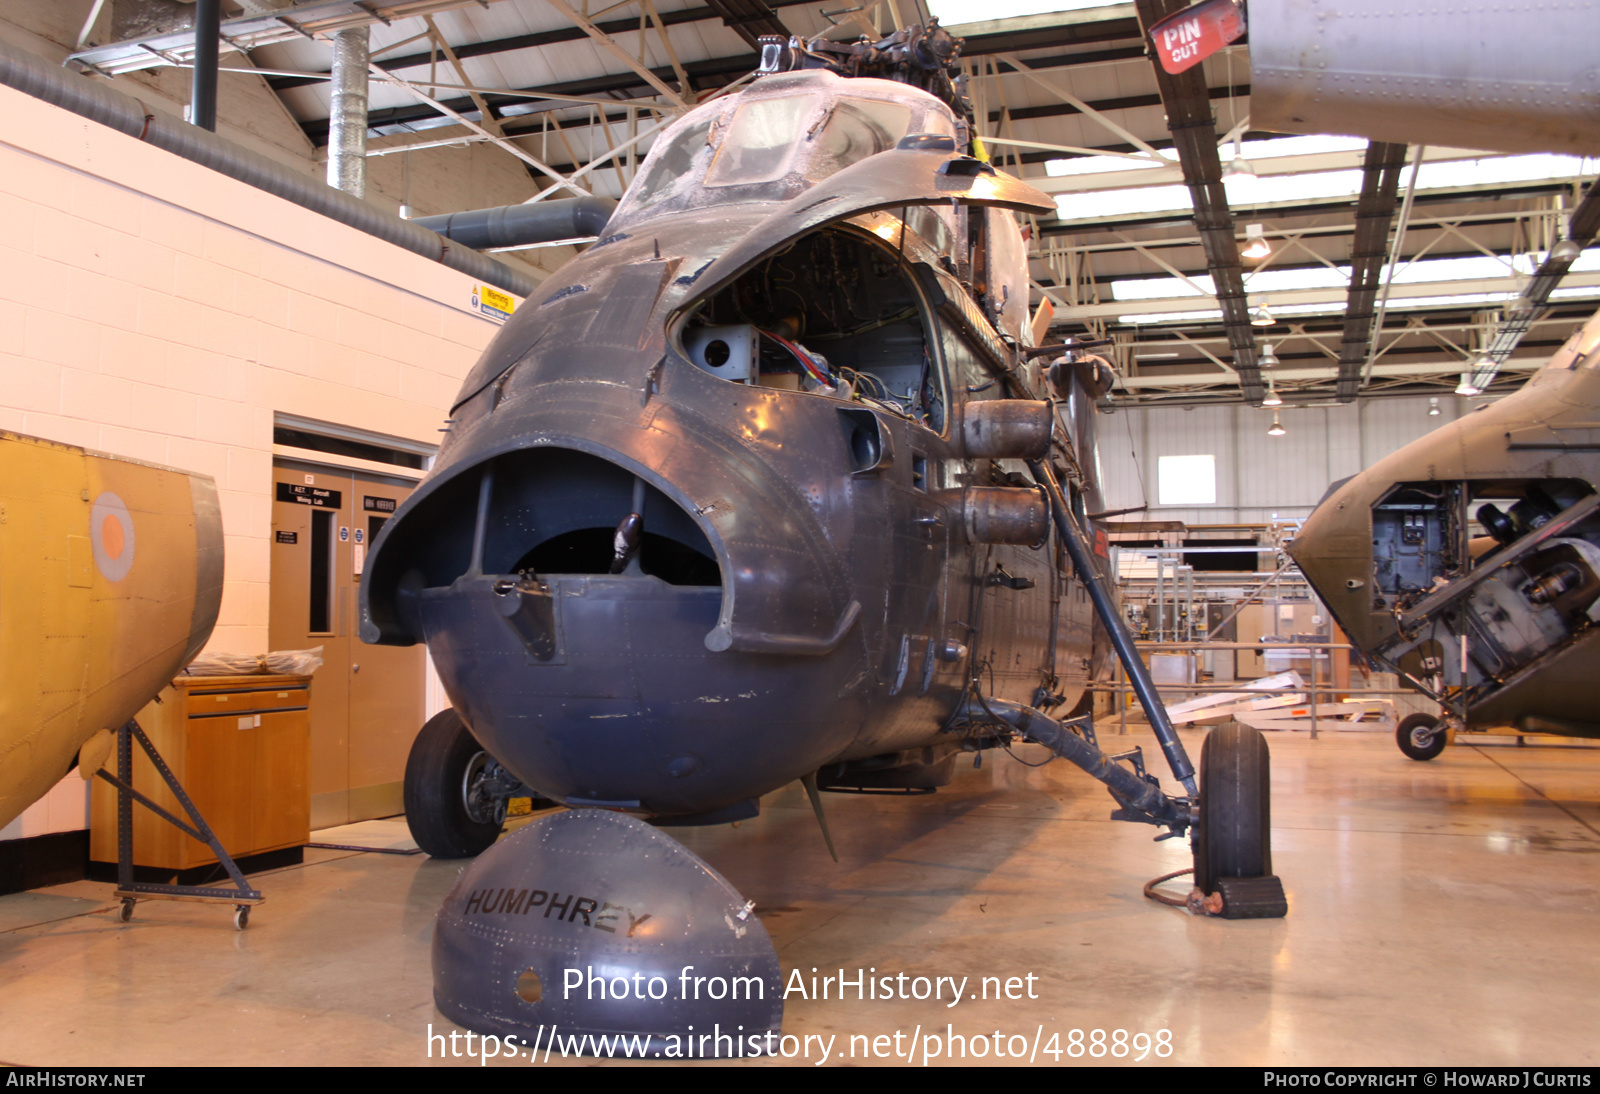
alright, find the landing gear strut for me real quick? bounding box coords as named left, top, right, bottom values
left=1026, top=457, right=1286, bottom=918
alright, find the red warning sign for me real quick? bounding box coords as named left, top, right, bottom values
left=1148, top=0, right=1246, bottom=75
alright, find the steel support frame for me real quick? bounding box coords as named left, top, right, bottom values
left=95, top=720, right=263, bottom=914
left=1468, top=177, right=1600, bottom=391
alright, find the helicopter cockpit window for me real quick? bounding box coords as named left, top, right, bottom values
left=704, top=96, right=811, bottom=188
left=630, top=116, right=716, bottom=210
left=807, top=99, right=913, bottom=182
left=680, top=226, right=947, bottom=433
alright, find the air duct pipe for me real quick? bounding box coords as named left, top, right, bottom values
left=412, top=198, right=615, bottom=251
left=0, top=38, right=536, bottom=297
left=326, top=26, right=369, bottom=197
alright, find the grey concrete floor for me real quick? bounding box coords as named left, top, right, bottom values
left=1, top=726, right=1597, bottom=1067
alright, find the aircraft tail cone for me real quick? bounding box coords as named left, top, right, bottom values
left=432, top=808, right=783, bottom=1057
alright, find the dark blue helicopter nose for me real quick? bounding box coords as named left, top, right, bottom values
left=366, top=437, right=867, bottom=820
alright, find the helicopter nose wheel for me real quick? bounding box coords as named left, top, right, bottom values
left=1191, top=724, right=1287, bottom=919
left=403, top=709, right=507, bottom=859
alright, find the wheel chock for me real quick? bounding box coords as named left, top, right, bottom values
left=1213, top=875, right=1287, bottom=919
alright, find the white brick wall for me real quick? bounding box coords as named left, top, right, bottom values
left=0, top=82, right=519, bottom=840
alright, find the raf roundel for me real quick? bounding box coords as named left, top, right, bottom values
left=89, top=492, right=136, bottom=582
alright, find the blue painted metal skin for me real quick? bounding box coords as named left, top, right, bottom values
left=360, top=67, right=1105, bottom=823
left=361, top=43, right=1233, bottom=1046
left=434, top=809, right=782, bottom=1055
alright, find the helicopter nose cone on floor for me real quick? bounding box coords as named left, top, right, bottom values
left=433, top=808, right=782, bottom=1056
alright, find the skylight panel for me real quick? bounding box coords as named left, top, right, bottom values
left=1233, top=135, right=1370, bottom=158
left=1045, top=153, right=1173, bottom=177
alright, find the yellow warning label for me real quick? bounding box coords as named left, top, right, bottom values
left=475, top=285, right=517, bottom=321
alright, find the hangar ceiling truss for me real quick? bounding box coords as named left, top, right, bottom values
left=62, top=0, right=1599, bottom=408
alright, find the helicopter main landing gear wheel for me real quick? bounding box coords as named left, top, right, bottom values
left=1191, top=724, right=1286, bottom=918
left=403, top=709, right=507, bottom=859
left=1397, top=713, right=1448, bottom=761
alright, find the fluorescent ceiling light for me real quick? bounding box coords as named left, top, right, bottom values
left=1110, top=251, right=1600, bottom=303
left=1113, top=287, right=1597, bottom=325
left=1055, top=152, right=1599, bottom=222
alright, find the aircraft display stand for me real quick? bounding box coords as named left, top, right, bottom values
left=94, top=719, right=263, bottom=931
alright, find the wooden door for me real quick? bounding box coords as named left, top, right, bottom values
left=269, top=460, right=422, bottom=828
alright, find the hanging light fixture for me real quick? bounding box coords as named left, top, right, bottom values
left=1259, top=342, right=1280, bottom=367
left=1267, top=411, right=1286, bottom=437
left=1241, top=223, right=1271, bottom=259
left=1224, top=137, right=1255, bottom=179
left=1250, top=298, right=1276, bottom=326
left=1428, top=397, right=1441, bottom=417
left=1263, top=384, right=1283, bottom=407
left=1551, top=238, right=1583, bottom=262
left=1456, top=374, right=1482, bottom=396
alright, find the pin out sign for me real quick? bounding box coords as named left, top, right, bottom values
left=1148, top=0, right=1246, bottom=75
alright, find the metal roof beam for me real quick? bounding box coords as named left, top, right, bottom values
left=1333, top=141, right=1409, bottom=401
left=265, top=0, right=815, bottom=91
left=700, top=0, right=790, bottom=48
left=288, top=17, right=1178, bottom=143
left=1132, top=0, right=1261, bottom=403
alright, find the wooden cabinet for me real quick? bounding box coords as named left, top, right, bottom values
left=90, top=675, right=312, bottom=870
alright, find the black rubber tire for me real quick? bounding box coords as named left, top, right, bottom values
left=403, top=709, right=503, bottom=859
left=1193, top=723, right=1272, bottom=896
left=1396, top=712, right=1447, bottom=761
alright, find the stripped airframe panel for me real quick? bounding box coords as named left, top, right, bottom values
left=0, top=432, right=222, bottom=830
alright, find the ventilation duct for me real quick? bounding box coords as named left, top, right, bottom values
left=412, top=198, right=615, bottom=251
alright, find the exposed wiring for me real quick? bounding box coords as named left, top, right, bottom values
left=758, top=329, right=831, bottom=384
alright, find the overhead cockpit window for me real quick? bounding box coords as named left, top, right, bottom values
left=704, top=96, right=810, bottom=187
left=631, top=117, right=716, bottom=210
left=807, top=99, right=913, bottom=182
